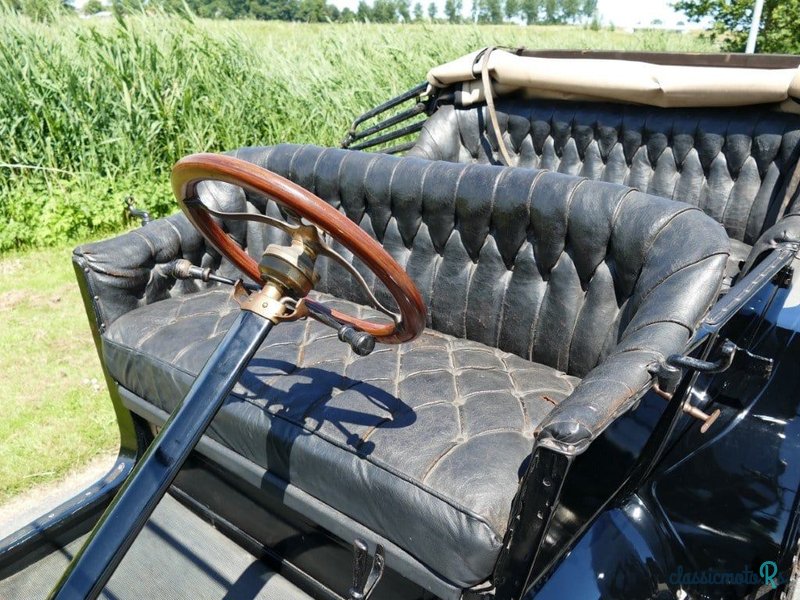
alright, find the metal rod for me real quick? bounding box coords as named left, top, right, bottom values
left=348, top=82, right=428, bottom=131
left=48, top=310, right=274, bottom=600
left=745, top=0, right=765, bottom=54
left=348, top=121, right=425, bottom=151
left=347, top=103, right=427, bottom=143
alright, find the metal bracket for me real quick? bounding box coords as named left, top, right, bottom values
left=348, top=539, right=384, bottom=600
left=124, top=196, right=151, bottom=227
left=773, top=264, right=794, bottom=289
left=341, top=82, right=437, bottom=154
left=232, top=281, right=291, bottom=324
left=650, top=339, right=773, bottom=433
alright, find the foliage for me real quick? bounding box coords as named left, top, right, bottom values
left=510, top=0, right=595, bottom=24
left=0, top=16, right=717, bottom=253
left=83, top=0, right=104, bottom=13
left=2, top=0, right=66, bottom=22
left=675, top=0, right=800, bottom=53
left=476, top=0, right=503, bottom=23
left=444, top=0, right=461, bottom=22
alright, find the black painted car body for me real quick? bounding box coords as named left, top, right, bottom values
left=535, top=247, right=800, bottom=600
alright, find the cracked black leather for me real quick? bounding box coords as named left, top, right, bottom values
left=104, top=289, right=580, bottom=587
left=77, top=144, right=729, bottom=588
left=409, top=100, right=800, bottom=282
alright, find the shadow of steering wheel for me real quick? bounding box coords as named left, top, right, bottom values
left=232, top=356, right=416, bottom=457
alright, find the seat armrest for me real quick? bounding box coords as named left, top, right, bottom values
left=536, top=235, right=730, bottom=456
left=741, top=213, right=800, bottom=276
left=73, top=213, right=212, bottom=330
left=535, top=347, right=662, bottom=455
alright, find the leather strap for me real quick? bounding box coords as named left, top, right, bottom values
left=480, top=47, right=514, bottom=167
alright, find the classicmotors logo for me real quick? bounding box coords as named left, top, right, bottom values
left=668, top=561, right=785, bottom=589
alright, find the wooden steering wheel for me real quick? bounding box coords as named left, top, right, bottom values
left=171, top=153, right=426, bottom=345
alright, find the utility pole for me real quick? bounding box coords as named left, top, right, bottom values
left=745, top=0, right=765, bottom=53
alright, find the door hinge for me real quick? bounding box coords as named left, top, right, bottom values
left=348, top=539, right=384, bottom=600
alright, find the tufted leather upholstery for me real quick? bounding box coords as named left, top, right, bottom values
left=409, top=100, right=800, bottom=251
left=76, top=144, right=729, bottom=589
left=104, top=289, right=580, bottom=587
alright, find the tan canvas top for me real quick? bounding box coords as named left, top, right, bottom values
left=426, top=48, right=800, bottom=113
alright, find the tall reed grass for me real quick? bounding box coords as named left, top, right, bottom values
left=0, top=14, right=717, bottom=251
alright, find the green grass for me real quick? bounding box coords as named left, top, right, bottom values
left=0, top=15, right=718, bottom=252
left=0, top=17, right=719, bottom=500
left=0, top=247, right=118, bottom=502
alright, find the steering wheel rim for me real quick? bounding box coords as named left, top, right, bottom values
left=171, top=153, right=426, bottom=345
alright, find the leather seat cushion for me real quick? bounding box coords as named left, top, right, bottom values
left=102, top=288, right=580, bottom=587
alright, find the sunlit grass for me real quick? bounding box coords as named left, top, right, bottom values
left=0, top=247, right=118, bottom=503
left=0, top=15, right=718, bottom=252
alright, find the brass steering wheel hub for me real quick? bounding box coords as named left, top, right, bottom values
left=258, top=223, right=321, bottom=299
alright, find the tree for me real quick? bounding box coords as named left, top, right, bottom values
left=519, top=0, right=539, bottom=23
left=675, top=0, right=800, bottom=53
left=413, top=0, right=422, bottom=19
left=476, top=0, right=501, bottom=22
left=561, top=0, right=581, bottom=22
left=83, top=0, right=103, bottom=13
left=543, top=0, right=558, bottom=22
left=356, top=0, right=371, bottom=19
left=297, top=0, right=329, bottom=21
left=504, top=0, right=518, bottom=20
left=444, top=0, right=462, bottom=22
left=395, top=0, right=410, bottom=21
left=371, top=0, right=397, bottom=21
left=18, top=0, right=63, bottom=20
left=426, top=0, right=435, bottom=19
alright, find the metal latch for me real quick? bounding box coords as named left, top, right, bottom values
left=124, top=196, right=151, bottom=227
left=348, top=539, right=384, bottom=600
left=773, top=264, right=794, bottom=289
left=649, top=339, right=773, bottom=433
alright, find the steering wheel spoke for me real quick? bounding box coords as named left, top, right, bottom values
left=185, top=197, right=302, bottom=240
left=316, top=237, right=400, bottom=322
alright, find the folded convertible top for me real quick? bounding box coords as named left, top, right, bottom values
left=427, top=48, right=800, bottom=113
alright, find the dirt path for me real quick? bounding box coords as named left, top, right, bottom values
left=0, top=453, right=117, bottom=540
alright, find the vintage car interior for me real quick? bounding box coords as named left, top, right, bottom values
left=2, top=48, right=800, bottom=600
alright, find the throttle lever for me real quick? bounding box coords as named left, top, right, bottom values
left=304, top=303, right=376, bottom=356
left=338, top=325, right=376, bottom=357
left=168, top=259, right=260, bottom=291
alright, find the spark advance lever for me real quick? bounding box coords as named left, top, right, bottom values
left=168, top=259, right=376, bottom=356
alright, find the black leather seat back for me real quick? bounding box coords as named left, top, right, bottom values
left=409, top=99, right=800, bottom=245
left=203, top=144, right=728, bottom=379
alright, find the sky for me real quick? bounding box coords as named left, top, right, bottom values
left=328, top=0, right=695, bottom=28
